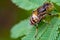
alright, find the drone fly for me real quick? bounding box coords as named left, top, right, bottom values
left=30, top=2, right=54, bottom=25
left=30, top=2, right=54, bottom=37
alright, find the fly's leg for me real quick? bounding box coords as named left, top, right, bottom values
left=34, top=14, right=47, bottom=38
left=35, top=26, right=38, bottom=38
left=34, top=23, right=38, bottom=38
left=48, top=13, right=58, bottom=17
left=42, top=13, right=58, bottom=24
left=42, top=14, right=50, bottom=24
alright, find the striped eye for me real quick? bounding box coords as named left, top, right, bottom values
left=30, top=14, right=39, bottom=25
left=32, top=18, right=38, bottom=23
left=30, top=17, right=35, bottom=25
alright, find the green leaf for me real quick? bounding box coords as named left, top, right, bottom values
left=22, top=27, right=36, bottom=40
left=53, top=3, right=60, bottom=12
left=10, top=18, right=33, bottom=38
left=36, top=23, right=48, bottom=40
left=57, top=34, right=60, bottom=40
left=11, top=0, right=47, bottom=10
left=22, top=22, right=48, bottom=40
left=21, top=17, right=60, bottom=40
left=39, top=17, right=60, bottom=40
left=11, top=14, right=60, bottom=40
left=51, top=0, right=60, bottom=6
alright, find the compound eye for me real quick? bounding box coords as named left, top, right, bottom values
left=33, top=16, right=39, bottom=22
left=34, top=18, right=38, bottom=22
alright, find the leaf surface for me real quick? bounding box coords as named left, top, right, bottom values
left=10, top=19, right=33, bottom=38
left=39, top=17, right=60, bottom=40
left=51, top=0, right=60, bottom=6
left=11, top=0, right=47, bottom=10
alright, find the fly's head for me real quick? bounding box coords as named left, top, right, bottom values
left=30, top=14, right=39, bottom=25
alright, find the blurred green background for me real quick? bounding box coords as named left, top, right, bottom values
left=1, top=0, right=60, bottom=40
left=0, top=0, right=31, bottom=40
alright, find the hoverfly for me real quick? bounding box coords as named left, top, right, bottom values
left=30, top=2, right=54, bottom=37
left=30, top=2, right=54, bottom=26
